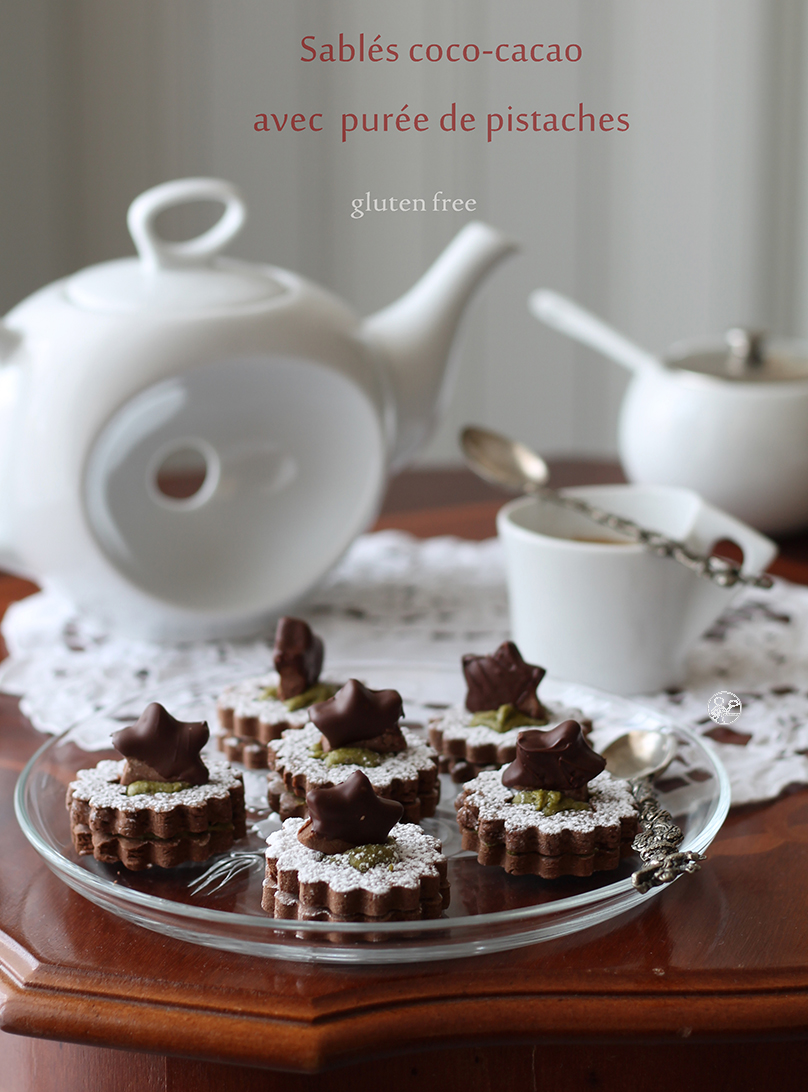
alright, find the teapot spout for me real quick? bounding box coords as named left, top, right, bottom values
left=362, top=222, right=515, bottom=469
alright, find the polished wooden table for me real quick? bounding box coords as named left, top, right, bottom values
left=2, top=465, right=808, bottom=1091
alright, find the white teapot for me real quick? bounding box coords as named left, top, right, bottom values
left=0, top=178, right=514, bottom=639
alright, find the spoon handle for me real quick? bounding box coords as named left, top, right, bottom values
left=543, top=488, right=773, bottom=589
left=529, top=290, right=662, bottom=376
left=629, top=777, right=704, bottom=893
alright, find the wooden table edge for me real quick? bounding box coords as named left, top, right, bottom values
left=5, top=956, right=808, bottom=1071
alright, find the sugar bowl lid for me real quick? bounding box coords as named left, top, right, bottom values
left=666, top=328, right=808, bottom=384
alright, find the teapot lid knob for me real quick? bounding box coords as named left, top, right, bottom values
left=127, top=177, right=247, bottom=271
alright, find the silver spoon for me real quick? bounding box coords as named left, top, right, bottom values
left=600, top=729, right=677, bottom=781
left=460, top=425, right=773, bottom=589
left=596, top=729, right=703, bottom=893
left=529, top=289, right=664, bottom=378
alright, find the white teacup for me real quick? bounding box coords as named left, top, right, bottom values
left=496, top=484, right=778, bottom=695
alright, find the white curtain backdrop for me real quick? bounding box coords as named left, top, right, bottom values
left=2, top=0, right=807, bottom=464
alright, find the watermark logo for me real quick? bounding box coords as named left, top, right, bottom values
left=707, top=690, right=742, bottom=725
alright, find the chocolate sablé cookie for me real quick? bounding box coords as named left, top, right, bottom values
left=428, top=641, right=592, bottom=782
left=263, top=770, right=449, bottom=922
left=67, top=703, right=246, bottom=871
left=455, top=720, right=638, bottom=877
left=266, top=678, right=440, bottom=822
left=216, top=616, right=341, bottom=765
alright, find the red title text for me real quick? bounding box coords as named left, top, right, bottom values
left=301, top=35, right=582, bottom=64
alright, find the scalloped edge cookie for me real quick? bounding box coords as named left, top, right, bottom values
left=66, top=758, right=247, bottom=871
left=454, top=769, right=638, bottom=877
left=262, top=817, right=449, bottom=921
left=216, top=673, right=342, bottom=744
left=217, top=734, right=271, bottom=768
left=266, top=724, right=440, bottom=823
left=429, top=702, right=593, bottom=783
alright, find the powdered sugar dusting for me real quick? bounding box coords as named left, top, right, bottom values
left=271, top=724, right=437, bottom=788
left=266, top=817, right=445, bottom=894
left=434, top=701, right=588, bottom=749
left=217, top=673, right=342, bottom=728
left=69, top=758, right=242, bottom=812
left=463, top=770, right=637, bottom=834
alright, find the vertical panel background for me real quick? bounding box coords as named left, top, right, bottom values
left=0, top=0, right=805, bottom=465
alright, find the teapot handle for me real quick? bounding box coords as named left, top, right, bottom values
left=127, top=178, right=247, bottom=271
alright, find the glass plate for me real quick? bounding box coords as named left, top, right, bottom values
left=15, top=662, right=730, bottom=964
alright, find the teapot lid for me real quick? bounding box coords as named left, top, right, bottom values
left=65, top=178, right=286, bottom=313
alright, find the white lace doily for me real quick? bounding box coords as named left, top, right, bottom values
left=2, top=529, right=807, bottom=807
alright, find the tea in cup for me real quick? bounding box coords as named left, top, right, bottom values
left=496, top=484, right=777, bottom=694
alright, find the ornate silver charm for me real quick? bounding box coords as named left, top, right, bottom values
left=629, top=777, right=705, bottom=893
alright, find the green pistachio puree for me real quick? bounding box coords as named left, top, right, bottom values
left=346, top=842, right=398, bottom=873
left=308, top=740, right=381, bottom=768
left=510, top=789, right=591, bottom=816
left=125, top=780, right=191, bottom=796
left=469, top=703, right=548, bottom=733
left=258, top=682, right=339, bottom=711
left=324, top=747, right=381, bottom=769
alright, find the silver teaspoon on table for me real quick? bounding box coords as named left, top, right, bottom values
left=460, top=425, right=773, bottom=589
left=600, top=728, right=703, bottom=892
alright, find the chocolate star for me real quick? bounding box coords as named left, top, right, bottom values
left=297, top=770, right=404, bottom=853
left=310, top=679, right=405, bottom=753
left=463, top=641, right=547, bottom=718
left=501, top=721, right=605, bottom=800
left=273, top=616, right=324, bottom=700
left=112, top=703, right=209, bottom=786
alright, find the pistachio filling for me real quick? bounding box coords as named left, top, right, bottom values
left=345, top=842, right=398, bottom=873
left=125, top=780, right=191, bottom=796
left=510, top=789, right=591, bottom=816
left=258, top=681, right=339, bottom=711
left=309, top=739, right=382, bottom=768
left=323, top=746, right=382, bottom=769
left=468, top=703, right=548, bottom=733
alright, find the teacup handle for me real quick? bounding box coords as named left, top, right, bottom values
left=127, top=177, right=247, bottom=272
left=689, top=497, right=778, bottom=578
